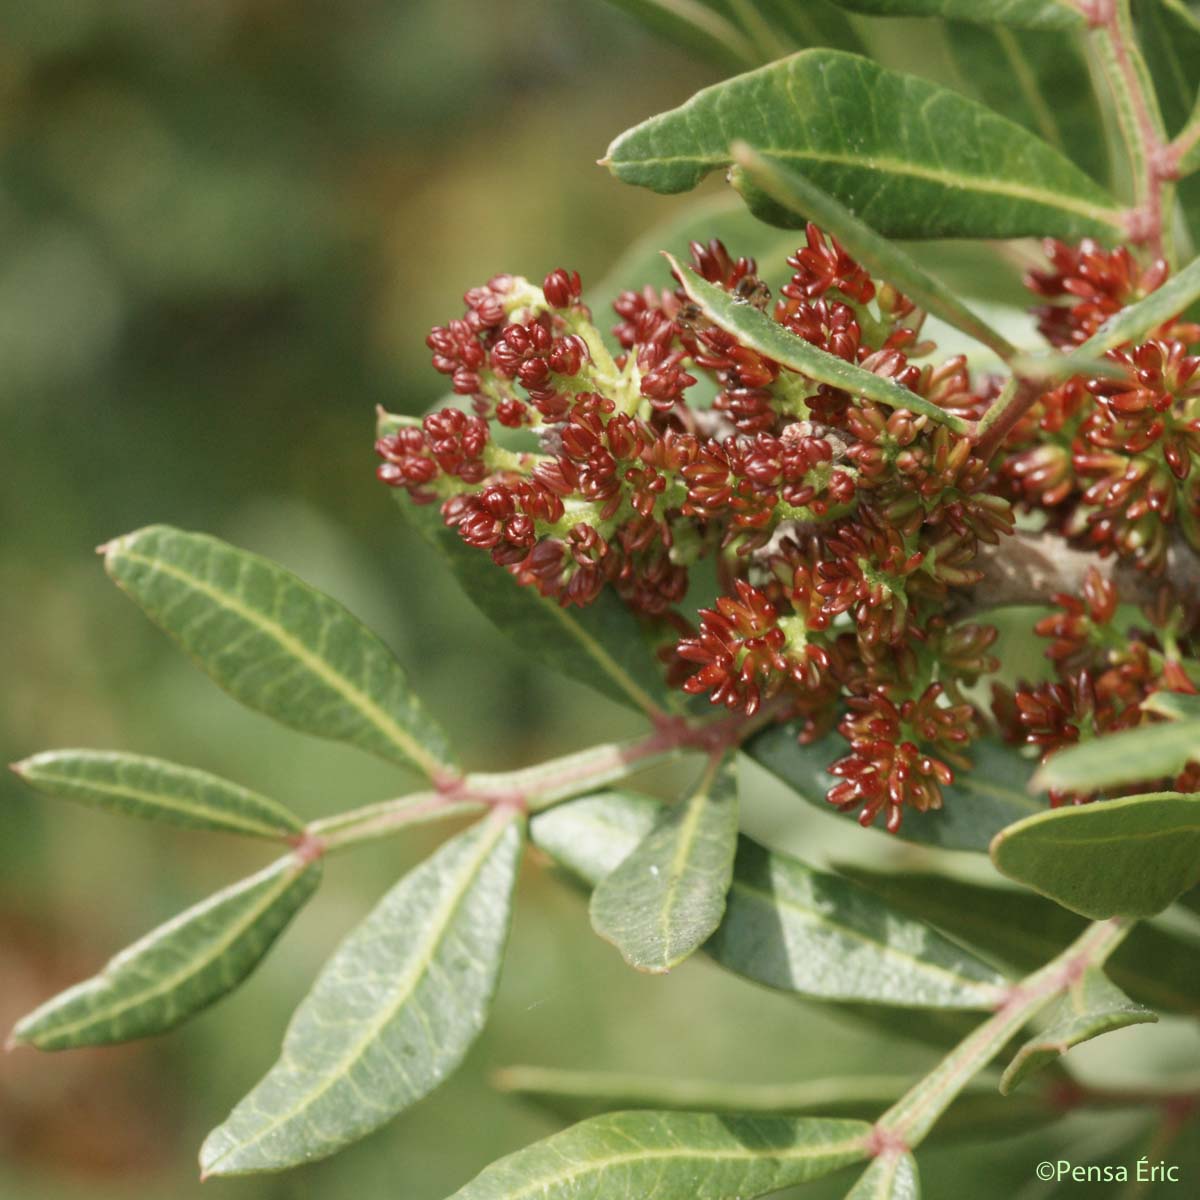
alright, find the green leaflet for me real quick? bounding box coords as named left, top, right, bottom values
left=445, top=1110, right=871, bottom=1200
left=749, top=0, right=870, bottom=55
left=533, top=792, right=1009, bottom=1009
left=990, top=791, right=1200, bottom=918
left=605, top=50, right=1124, bottom=240
left=824, top=0, right=1083, bottom=30
left=389, top=467, right=672, bottom=716
left=1072, top=256, right=1200, bottom=357
left=592, top=192, right=1035, bottom=337
left=603, top=0, right=868, bottom=70
left=200, top=812, right=523, bottom=1176
left=942, top=20, right=1109, bottom=185
left=493, top=1066, right=918, bottom=1120
left=668, top=255, right=969, bottom=431
left=103, top=525, right=454, bottom=778
left=602, top=0, right=763, bottom=70
left=1142, top=691, right=1200, bottom=720
left=728, top=145, right=1018, bottom=360
left=746, top=727, right=1043, bottom=853
left=491, top=1066, right=1054, bottom=1143
left=1032, top=720, right=1200, bottom=793
left=12, top=749, right=302, bottom=839
left=999, top=969, right=1156, bottom=1094
left=845, top=1152, right=921, bottom=1200
left=10, top=854, right=320, bottom=1051
left=832, top=866, right=1200, bottom=1017
left=589, top=756, right=739, bottom=973
left=1133, top=0, right=1200, bottom=135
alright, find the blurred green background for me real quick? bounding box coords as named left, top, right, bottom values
left=1, top=3, right=1193, bottom=1198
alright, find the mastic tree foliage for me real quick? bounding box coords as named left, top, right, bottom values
left=10, top=0, right=1200, bottom=1196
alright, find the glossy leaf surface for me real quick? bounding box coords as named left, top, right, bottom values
left=606, top=51, right=1124, bottom=240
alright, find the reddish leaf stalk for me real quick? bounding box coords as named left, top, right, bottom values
left=306, top=706, right=774, bottom=852
left=873, top=918, right=1132, bottom=1151
left=1087, top=0, right=1174, bottom=259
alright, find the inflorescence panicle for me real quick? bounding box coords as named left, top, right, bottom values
left=378, top=227, right=1200, bottom=831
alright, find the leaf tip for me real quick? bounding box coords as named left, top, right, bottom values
left=97, top=531, right=135, bottom=562
left=9, top=758, right=30, bottom=780
left=197, top=1139, right=229, bottom=1181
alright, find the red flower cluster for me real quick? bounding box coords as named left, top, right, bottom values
left=1001, top=239, right=1200, bottom=573
left=379, top=227, right=1199, bottom=832
left=995, top=567, right=1198, bottom=805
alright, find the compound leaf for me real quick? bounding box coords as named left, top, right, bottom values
left=200, top=812, right=523, bottom=1176
left=10, top=854, right=320, bottom=1051
left=103, top=525, right=454, bottom=778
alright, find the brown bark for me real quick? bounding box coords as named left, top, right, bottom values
left=966, top=530, right=1200, bottom=612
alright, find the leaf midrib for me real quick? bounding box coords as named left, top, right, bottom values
left=205, top=814, right=514, bottom=1170
left=111, top=540, right=443, bottom=777
left=29, top=761, right=291, bottom=838
left=534, top=587, right=662, bottom=715
left=23, top=857, right=304, bottom=1043
left=728, top=875, right=1005, bottom=1001
left=621, top=146, right=1123, bottom=226
left=658, top=782, right=716, bottom=966
left=557, top=808, right=1003, bottom=1000
left=473, top=1130, right=869, bottom=1200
